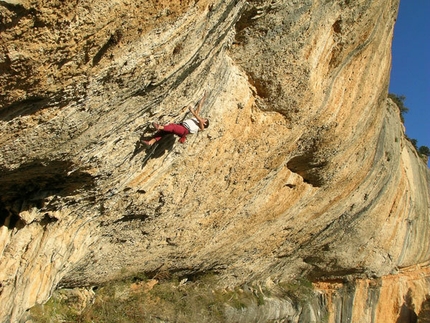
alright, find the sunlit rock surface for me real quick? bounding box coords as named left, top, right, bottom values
left=0, top=0, right=429, bottom=322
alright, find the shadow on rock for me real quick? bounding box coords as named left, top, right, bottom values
left=131, top=133, right=176, bottom=168
left=418, top=294, right=430, bottom=323
left=396, top=289, right=418, bottom=323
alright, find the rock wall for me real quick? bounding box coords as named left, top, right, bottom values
left=314, top=265, right=430, bottom=323
left=0, top=0, right=429, bottom=322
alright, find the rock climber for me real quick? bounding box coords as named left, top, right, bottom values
left=143, top=91, right=210, bottom=146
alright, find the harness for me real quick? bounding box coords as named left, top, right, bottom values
left=181, top=122, right=191, bottom=132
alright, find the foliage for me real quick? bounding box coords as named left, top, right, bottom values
left=26, top=295, right=80, bottom=323
left=407, top=137, right=429, bottom=160
left=279, top=277, right=315, bottom=305
left=28, top=273, right=316, bottom=323
left=418, top=146, right=430, bottom=157
left=389, top=93, right=429, bottom=162
left=388, top=93, right=408, bottom=123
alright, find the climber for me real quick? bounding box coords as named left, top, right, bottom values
left=143, top=91, right=210, bottom=146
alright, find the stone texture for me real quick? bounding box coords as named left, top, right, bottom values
left=314, top=265, right=430, bottom=323
left=0, top=0, right=429, bottom=322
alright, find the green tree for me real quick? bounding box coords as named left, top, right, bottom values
left=388, top=94, right=428, bottom=164
left=388, top=93, right=409, bottom=123
left=418, top=146, right=430, bottom=165
left=409, top=138, right=418, bottom=150
left=418, top=146, right=430, bottom=157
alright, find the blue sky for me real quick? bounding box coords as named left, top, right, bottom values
left=389, top=0, right=430, bottom=165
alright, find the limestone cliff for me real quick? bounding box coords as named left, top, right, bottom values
left=0, top=0, right=429, bottom=322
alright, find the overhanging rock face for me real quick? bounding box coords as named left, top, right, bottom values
left=0, top=0, right=429, bottom=322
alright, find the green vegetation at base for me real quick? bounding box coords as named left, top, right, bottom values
left=28, top=272, right=315, bottom=323
left=279, top=277, right=315, bottom=305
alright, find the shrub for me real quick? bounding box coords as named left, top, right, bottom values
left=418, top=146, right=430, bottom=157
left=388, top=94, right=429, bottom=163
left=388, top=93, right=408, bottom=122
left=28, top=273, right=316, bottom=323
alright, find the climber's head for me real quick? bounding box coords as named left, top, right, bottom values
left=204, top=119, right=210, bottom=129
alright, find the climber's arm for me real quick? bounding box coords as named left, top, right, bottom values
left=188, top=91, right=207, bottom=130
left=195, top=90, right=206, bottom=114
left=188, top=106, right=207, bottom=130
